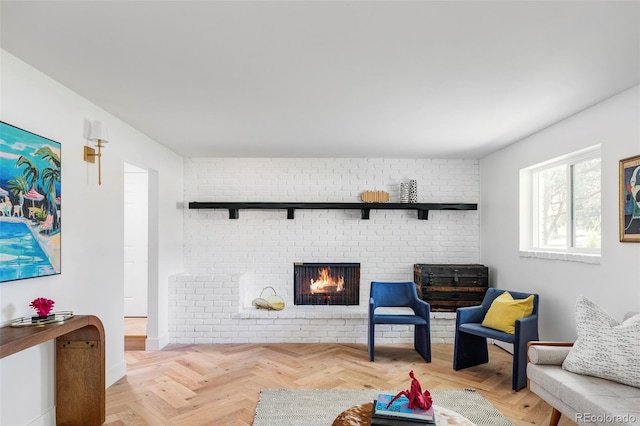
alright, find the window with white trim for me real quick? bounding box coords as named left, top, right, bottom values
left=520, top=146, right=601, bottom=254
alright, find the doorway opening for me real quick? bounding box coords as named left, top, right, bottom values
left=124, top=163, right=148, bottom=350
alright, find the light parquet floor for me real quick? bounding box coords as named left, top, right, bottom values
left=106, top=343, right=576, bottom=426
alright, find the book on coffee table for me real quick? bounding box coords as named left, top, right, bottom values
left=371, top=412, right=437, bottom=426
left=372, top=395, right=436, bottom=424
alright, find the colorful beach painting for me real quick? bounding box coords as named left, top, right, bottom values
left=0, top=121, right=61, bottom=282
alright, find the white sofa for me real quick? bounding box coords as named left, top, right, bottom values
left=527, top=342, right=640, bottom=426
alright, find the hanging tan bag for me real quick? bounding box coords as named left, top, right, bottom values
left=252, top=286, right=285, bottom=311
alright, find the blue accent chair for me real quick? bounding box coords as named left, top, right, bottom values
left=453, top=288, right=539, bottom=391
left=368, top=281, right=431, bottom=362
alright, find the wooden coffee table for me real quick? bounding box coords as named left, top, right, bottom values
left=332, top=402, right=476, bottom=426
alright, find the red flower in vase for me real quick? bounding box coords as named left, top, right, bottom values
left=30, top=298, right=55, bottom=317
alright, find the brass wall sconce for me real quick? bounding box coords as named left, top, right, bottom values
left=83, top=120, right=109, bottom=185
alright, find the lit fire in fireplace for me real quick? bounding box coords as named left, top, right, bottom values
left=310, top=267, right=344, bottom=293
left=294, top=262, right=359, bottom=305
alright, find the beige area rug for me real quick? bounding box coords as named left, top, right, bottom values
left=253, top=388, right=514, bottom=426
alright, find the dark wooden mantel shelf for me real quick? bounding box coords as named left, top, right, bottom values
left=188, top=202, right=477, bottom=220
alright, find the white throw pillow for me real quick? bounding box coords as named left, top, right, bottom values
left=562, top=295, right=640, bottom=388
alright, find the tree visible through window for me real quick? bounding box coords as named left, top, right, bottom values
left=531, top=149, right=601, bottom=252
left=537, top=165, right=566, bottom=249
left=573, top=159, right=601, bottom=249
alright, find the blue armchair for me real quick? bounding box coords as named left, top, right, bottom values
left=453, top=288, right=539, bottom=391
left=368, top=281, right=431, bottom=362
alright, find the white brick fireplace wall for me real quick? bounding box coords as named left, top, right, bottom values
left=174, top=158, right=480, bottom=345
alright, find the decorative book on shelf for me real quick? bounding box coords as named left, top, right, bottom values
left=373, top=394, right=435, bottom=424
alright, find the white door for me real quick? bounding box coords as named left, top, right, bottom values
left=124, top=163, right=148, bottom=317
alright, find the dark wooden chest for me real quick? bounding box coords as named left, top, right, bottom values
left=414, top=264, right=489, bottom=312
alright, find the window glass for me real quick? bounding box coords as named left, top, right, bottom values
left=524, top=146, right=600, bottom=254
left=536, top=165, right=567, bottom=249
left=572, top=158, right=601, bottom=249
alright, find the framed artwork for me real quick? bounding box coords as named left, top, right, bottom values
left=0, top=121, right=61, bottom=282
left=619, top=154, right=640, bottom=242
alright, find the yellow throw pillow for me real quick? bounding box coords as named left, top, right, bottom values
left=481, top=291, right=534, bottom=334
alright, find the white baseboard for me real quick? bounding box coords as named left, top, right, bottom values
left=106, top=359, right=127, bottom=388
left=146, top=334, right=169, bottom=351
left=26, top=406, right=55, bottom=426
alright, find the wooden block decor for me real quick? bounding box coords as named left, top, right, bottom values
left=360, top=191, right=390, bottom=203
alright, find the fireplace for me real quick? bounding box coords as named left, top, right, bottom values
left=294, top=263, right=360, bottom=305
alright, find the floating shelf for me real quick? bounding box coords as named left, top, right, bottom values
left=188, top=202, right=477, bottom=220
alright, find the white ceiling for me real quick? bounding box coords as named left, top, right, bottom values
left=1, top=1, right=639, bottom=159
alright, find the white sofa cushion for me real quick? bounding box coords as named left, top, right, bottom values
left=562, top=295, right=640, bottom=388
left=528, top=345, right=572, bottom=365
left=528, top=363, right=640, bottom=425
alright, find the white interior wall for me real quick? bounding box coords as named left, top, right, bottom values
left=177, top=158, right=480, bottom=344
left=0, top=50, right=184, bottom=426
left=480, top=86, right=640, bottom=341
left=184, top=158, right=480, bottom=281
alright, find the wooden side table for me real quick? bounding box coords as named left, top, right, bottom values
left=332, top=402, right=476, bottom=426
left=0, top=315, right=105, bottom=425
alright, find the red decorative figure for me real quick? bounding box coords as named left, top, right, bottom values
left=30, top=297, right=55, bottom=317
left=386, top=370, right=433, bottom=410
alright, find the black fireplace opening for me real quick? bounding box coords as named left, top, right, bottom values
left=294, top=262, right=360, bottom=305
